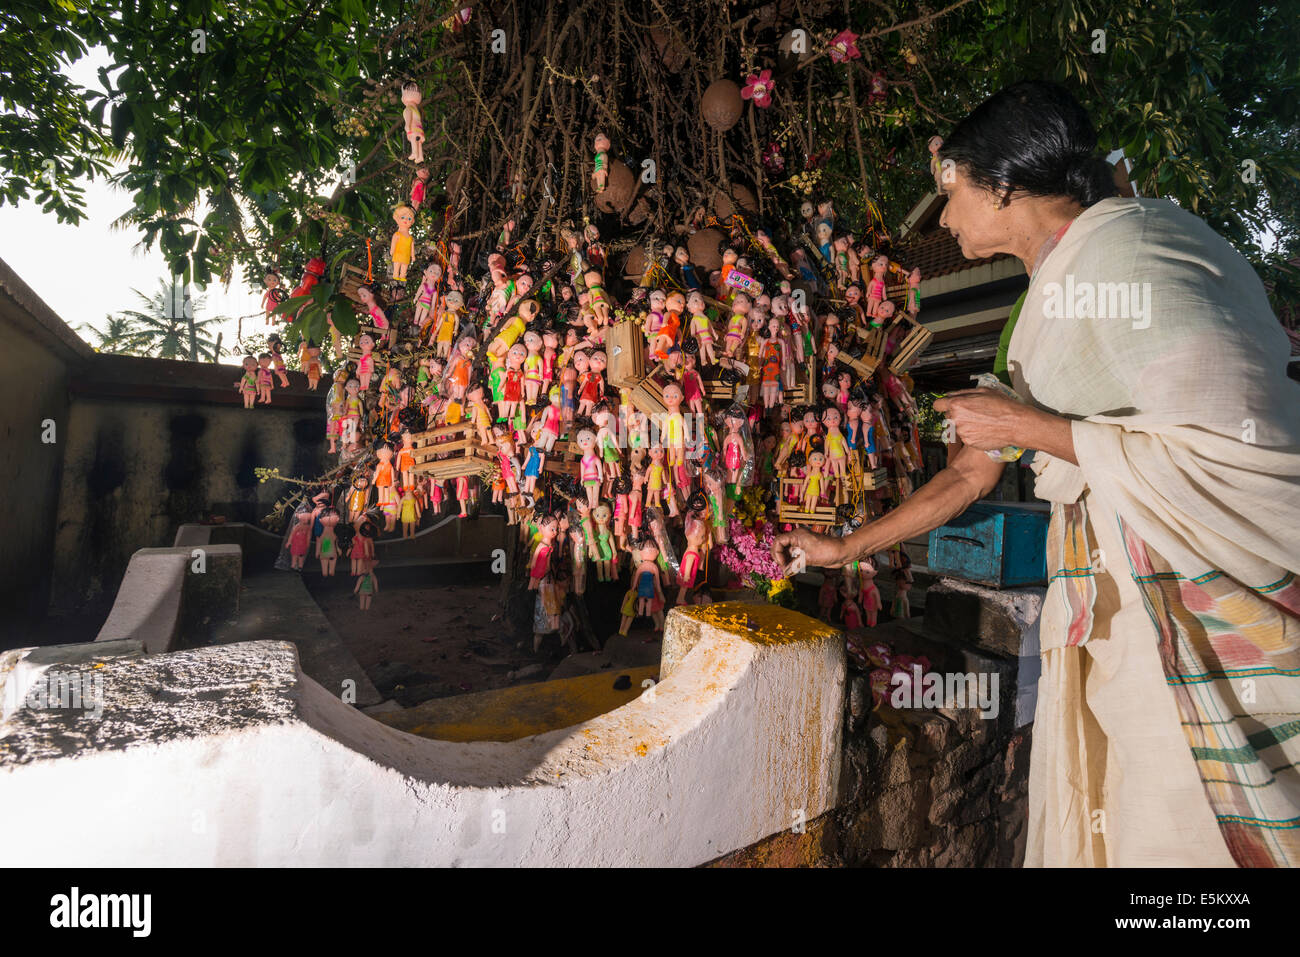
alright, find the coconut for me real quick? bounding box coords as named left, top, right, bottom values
left=701, top=79, right=743, bottom=132
left=594, top=158, right=636, bottom=215
left=711, top=183, right=758, bottom=220
left=687, top=227, right=727, bottom=271
left=622, top=245, right=649, bottom=282
left=647, top=28, right=687, bottom=73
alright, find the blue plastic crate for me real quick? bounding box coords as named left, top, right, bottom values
left=927, top=502, right=1049, bottom=588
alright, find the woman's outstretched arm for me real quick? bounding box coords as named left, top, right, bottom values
left=771, top=444, right=1006, bottom=573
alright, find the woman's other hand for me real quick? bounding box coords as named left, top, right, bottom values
left=771, top=526, right=846, bottom=576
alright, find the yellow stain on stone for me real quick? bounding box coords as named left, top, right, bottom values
left=679, top=601, right=839, bottom=645
left=372, top=665, right=660, bottom=743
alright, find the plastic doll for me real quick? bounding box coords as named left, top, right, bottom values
left=560, top=361, right=579, bottom=426
left=818, top=572, right=838, bottom=621
left=353, top=564, right=379, bottom=610
left=445, top=336, right=475, bottom=405
left=303, top=340, right=323, bottom=390
left=578, top=350, right=606, bottom=417
left=569, top=526, right=589, bottom=599
left=722, top=406, right=749, bottom=489
left=372, top=444, right=396, bottom=504
left=346, top=474, right=370, bottom=525
left=634, top=538, right=667, bottom=634
left=801, top=450, right=826, bottom=512
left=346, top=519, right=374, bottom=575
left=288, top=509, right=314, bottom=570
left=397, top=429, right=417, bottom=486
left=410, top=165, right=430, bottom=209
left=659, top=380, right=686, bottom=470
left=723, top=292, right=751, bottom=361
left=402, top=81, right=424, bottom=163
left=398, top=485, right=422, bottom=538
left=592, top=405, right=622, bottom=492
left=822, top=406, right=849, bottom=495
left=541, top=329, right=559, bottom=387
left=435, top=291, right=465, bottom=360
left=677, top=508, right=709, bottom=603
left=906, top=266, right=922, bottom=317
left=644, top=289, right=666, bottom=346
left=522, top=435, right=546, bottom=495
left=645, top=446, right=668, bottom=510
left=236, top=355, right=258, bottom=409
left=521, top=331, right=544, bottom=405
left=866, top=255, right=889, bottom=324
left=466, top=385, right=493, bottom=447
left=612, top=474, right=631, bottom=549
left=390, top=204, right=415, bottom=282
left=585, top=271, right=612, bottom=328
left=316, top=507, right=341, bottom=576
left=840, top=583, right=863, bottom=631
left=413, top=263, right=441, bottom=332
left=454, top=475, right=473, bottom=518
left=859, top=558, right=882, bottom=627
left=267, top=335, right=291, bottom=389
left=590, top=503, right=616, bottom=582
left=261, top=271, right=283, bottom=324
left=686, top=291, right=717, bottom=366
left=539, top=387, right=563, bottom=451
left=680, top=352, right=706, bottom=416
left=499, top=343, right=527, bottom=423
left=758, top=316, right=787, bottom=409
left=256, top=353, right=274, bottom=404
left=701, top=469, right=728, bottom=545
left=577, top=429, right=601, bottom=509
left=891, top=568, right=912, bottom=619
left=591, top=132, right=611, bottom=192
left=627, top=467, right=646, bottom=539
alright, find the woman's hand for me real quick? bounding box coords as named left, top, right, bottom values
left=932, top=388, right=1033, bottom=452
left=771, top=526, right=847, bottom=577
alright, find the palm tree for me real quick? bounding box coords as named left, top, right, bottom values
left=116, top=279, right=229, bottom=362
left=74, top=314, right=147, bottom=354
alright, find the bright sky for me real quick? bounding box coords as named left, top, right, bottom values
left=0, top=46, right=259, bottom=352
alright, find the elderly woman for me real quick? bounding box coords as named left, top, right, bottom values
left=774, top=81, right=1300, bottom=868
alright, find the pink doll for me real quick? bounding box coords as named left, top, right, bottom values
left=499, top=343, right=527, bottom=423
left=578, top=350, right=606, bottom=417
left=591, top=133, right=611, bottom=191
left=235, top=355, right=258, bottom=409
left=577, top=429, right=601, bottom=509
left=413, top=262, right=441, bottom=332
left=287, top=509, right=314, bottom=571
left=399, top=484, right=422, bottom=538
left=859, top=558, right=883, bottom=627
left=677, top=508, right=709, bottom=603
left=454, top=475, right=473, bottom=518
left=257, top=353, right=274, bottom=404
left=261, top=271, right=283, bottom=324
left=627, top=468, right=646, bottom=539
left=522, top=331, right=544, bottom=404
left=353, top=562, right=379, bottom=611
left=358, top=285, right=390, bottom=346
left=410, top=165, right=430, bottom=209
left=722, top=406, right=749, bottom=489
left=390, top=204, right=415, bottom=282
left=866, top=255, right=889, bottom=324
left=840, top=582, right=863, bottom=631
left=402, top=81, right=424, bottom=163
left=836, top=371, right=852, bottom=413
left=801, top=450, right=826, bottom=513
left=356, top=333, right=376, bottom=391
left=644, top=289, right=666, bottom=346
left=349, top=519, right=375, bottom=576
left=529, top=515, right=558, bottom=590
left=686, top=291, right=717, bottom=366
left=541, top=329, right=559, bottom=387
left=680, top=352, right=706, bottom=416
left=818, top=572, right=839, bottom=621
left=539, top=388, right=563, bottom=451
left=612, top=474, right=631, bottom=549
left=268, top=336, right=290, bottom=388
left=315, top=508, right=341, bottom=576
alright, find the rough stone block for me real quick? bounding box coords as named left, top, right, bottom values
left=923, top=577, right=1044, bottom=659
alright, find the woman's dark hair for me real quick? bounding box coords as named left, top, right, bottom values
left=940, top=81, right=1118, bottom=208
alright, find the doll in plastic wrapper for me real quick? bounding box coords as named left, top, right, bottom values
left=398, top=484, right=422, bottom=538
left=521, top=429, right=546, bottom=495
left=315, top=507, right=341, bottom=576
left=906, top=267, right=922, bottom=317
left=677, top=506, right=710, bottom=603
left=396, top=430, right=417, bottom=487
left=353, top=563, right=379, bottom=611
left=236, top=355, right=258, bottom=409
left=287, top=508, right=314, bottom=570
left=402, top=81, right=424, bottom=163
left=345, top=474, right=370, bottom=525
left=442, top=335, right=476, bottom=411
left=840, top=581, right=863, bottom=631
left=720, top=406, right=749, bottom=492
left=858, top=558, right=883, bottom=627
left=349, top=519, right=376, bottom=576
left=611, top=474, right=631, bottom=550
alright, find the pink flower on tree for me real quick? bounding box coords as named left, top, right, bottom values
left=829, top=30, right=860, bottom=63
left=741, top=70, right=775, bottom=108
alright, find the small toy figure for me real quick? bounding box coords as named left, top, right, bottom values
left=391, top=204, right=415, bottom=282
left=822, top=406, right=849, bottom=496
left=434, top=291, right=465, bottom=359
left=592, top=405, right=622, bottom=489
left=634, top=538, right=667, bottom=634
left=522, top=331, right=544, bottom=404
left=261, top=271, right=283, bottom=324
left=577, top=429, right=601, bottom=509
left=288, top=509, right=314, bottom=570
left=686, top=291, right=717, bottom=366
left=499, top=343, right=527, bottom=423
left=302, top=340, right=323, bottom=390
left=529, top=514, right=559, bottom=590
left=801, top=450, right=826, bottom=512
left=402, top=81, right=424, bottom=163
left=346, top=474, right=370, bottom=524
left=590, top=503, right=616, bottom=582
left=818, top=571, right=839, bottom=621
left=645, top=446, right=668, bottom=510
left=758, top=315, right=787, bottom=409
left=236, top=355, right=258, bottom=409
left=257, top=353, right=275, bottom=404
left=891, top=567, right=912, bottom=619
left=840, top=582, right=863, bottom=630
left=677, top=508, right=709, bottom=603
left=466, top=384, right=493, bottom=447
left=722, top=406, right=749, bottom=489
left=445, top=336, right=476, bottom=405
left=349, top=519, right=376, bottom=575
left=267, top=335, right=291, bottom=388
left=316, top=507, right=341, bottom=576
left=680, top=352, right=706, bottom=416
left=859, top=558, right=883, bottom=627
left=413, top=262, right=441, bottom=332
left=578, top=350, right=606, bottom=417
left=373, top=444, right=397, bottom=505
left=411, top=165, right=430, bottom=209
left=398, top=429, right=417, bottom=487
left=659, top=380, right=686, bottom=471
left=866, top=255, right=889, bottom=323
left=353, top=564, right=379, bottom=610
left=592, top=132, right=611, bottom=192
left=398, top=484, right=422, bottom=538
left=356, top=333, right=377, bottom=391
left=723, top=292, right=751, bottom=361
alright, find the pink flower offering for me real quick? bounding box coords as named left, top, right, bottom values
left=829, top=30, right=860, bottom=63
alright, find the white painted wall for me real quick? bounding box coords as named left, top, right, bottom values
left=0, top=604, right=844, bottom=866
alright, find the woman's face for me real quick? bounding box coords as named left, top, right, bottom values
left=938, top=164, right=1013, bottom=260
